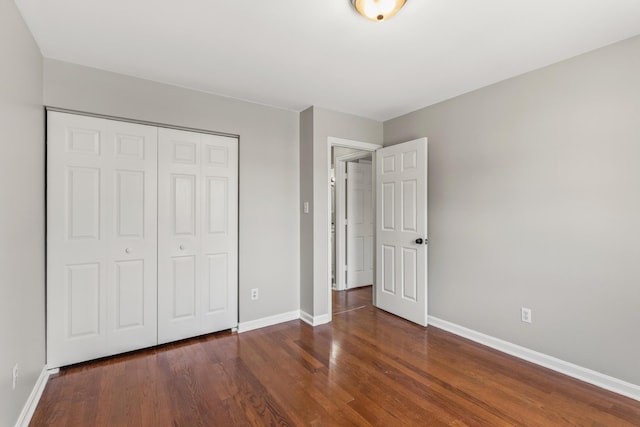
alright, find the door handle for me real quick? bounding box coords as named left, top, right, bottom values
left=125, top=247, right=132, bottom=254
left=179, top=244, right=185, bottom=250
left=415, top=238, right=423, bottom=245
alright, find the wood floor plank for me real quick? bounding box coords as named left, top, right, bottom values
left=30, top=286, right=640, bottom=426
left=223, top=357, right=298, bottom=426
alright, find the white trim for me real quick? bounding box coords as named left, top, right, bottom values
left=300, top=311, right=332, bottom=327
left=237, top=310, right=300, bottom=333
left=300, top=310, right=314, bottom=325
left=335, top=151, right=373, bottom=162
left=428, top=316, right=640, bottom=402
left=15, top=366, right=51, bottom=427
left=328, top=137, right=382, bottom=151
left=334, top=159, right=347, bottom=291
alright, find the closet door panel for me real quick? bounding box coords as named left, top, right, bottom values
left=67, top=167, right=101, bottom=239
left=172, top=255, right=197, bottom=318
left=105, top=119, right=158, bottom=354
left=48, top=113, right=110, bottom=367
left=115, top=170, right=145, bottom=238
left=65, top=263, right=102, bottom=337
left=173, top=174, right=197, bottom=235
left=201, top=134, right=238, bottom=332
left=113, top=260, right=145, bottom=328
left=158, top=129, right=238, bottom=343
left=47, top=112, right=157, bottom=367
left=158, top=128, right=202, bottom=343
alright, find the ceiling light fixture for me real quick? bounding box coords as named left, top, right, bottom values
left=352, top=0, right=407, bottom=22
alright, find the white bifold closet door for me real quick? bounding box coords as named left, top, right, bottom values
left=47, top=112, right=158, bottom=368
left=157, top=128, right=238, bottom=344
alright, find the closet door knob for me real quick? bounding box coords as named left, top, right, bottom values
left=125, top=247, right=132, bottom=254
left=179, top=244, right=185, bottom=250
left=415, top=238, right=423, bottom=245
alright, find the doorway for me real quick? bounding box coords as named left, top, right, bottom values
left=326, top=137, right=381, bottom=319
left=332, top=148, right=373, bottom=292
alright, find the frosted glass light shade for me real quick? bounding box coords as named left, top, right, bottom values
left=352, top=0, right=407, bottom=22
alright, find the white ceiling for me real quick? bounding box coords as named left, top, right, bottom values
left=15, top=0, right=640, bottom=121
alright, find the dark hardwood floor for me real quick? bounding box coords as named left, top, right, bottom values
left=32, top=286, right=640, bottom=426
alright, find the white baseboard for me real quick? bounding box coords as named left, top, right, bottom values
left=300, top=311, right=331, bottom=327
left=428, top=316, right=640, bottom=402
left=15, top=365, right=51, bottom=427
left=237, top=310, right=300, bottom=333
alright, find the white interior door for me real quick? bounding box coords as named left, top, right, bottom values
left=157, top=128, right=238, bottom=344
left=346, top=161, right=373, bottom=288
left=375, top=138, right=428, bottom=326
left=47, top=112, right=158, bottom=368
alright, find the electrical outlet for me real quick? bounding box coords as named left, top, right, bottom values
left=521, top=307, right=532, bottom=324
left=12, top=364, right=18, bottom=390
left=251, top=288, right=259, bottom=301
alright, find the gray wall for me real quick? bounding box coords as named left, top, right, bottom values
left=43, top=59, right=300, bottom=324
left=0, top=1, right=45, bottom=425
left=299, top=107, right=314, bottom=315
left=303, top=107, right=382, bottom=317
left=384, top=35, right=640, bottom=385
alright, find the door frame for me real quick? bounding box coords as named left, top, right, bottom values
left=334, top=151, right=374, bottom=291
left=326, top=137, right=382, bottom=318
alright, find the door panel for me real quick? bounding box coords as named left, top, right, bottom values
left=382, top=245, right=395, bottom=293
left=173, top=174, right=197, bottom=235
left=66, top=263, right=101, bottom=337
left=114, top=260, right=144, bottom=329
left=158, top=129, right=238, bottom=343
left=207, top=177, right=228, bottom=234
left=375, top=138, right=428, bottom=326
left=67, top=167, right=101, bottom=239
left=201, top=134, right=238, bottom=332
left=47, top=112, right=158, bottom=368
left=206, top=253, right=229, bottom=313
left=172, top=255, right=197, bottom=318
left=402, top=180, right=417, bottom=231
left=402, top=248, right=417, bottom=301
left=66, top=127, right=100, bottom=155
left=115, top=133, right=145, bottom=159
left=382, top=182, right=395, bottom=230
left=48, top=114, right=108, bottom=367
left=158, top=129, right=201, bottom=342
left=115, top=170, right=145, bottom=238
left=106, top=120, right=158, bottom=355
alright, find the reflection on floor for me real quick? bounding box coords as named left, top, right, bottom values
left=332, top=285, right=372, bottom=315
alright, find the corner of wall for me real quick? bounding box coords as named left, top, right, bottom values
left=0, top=1, right=47, bottom=426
